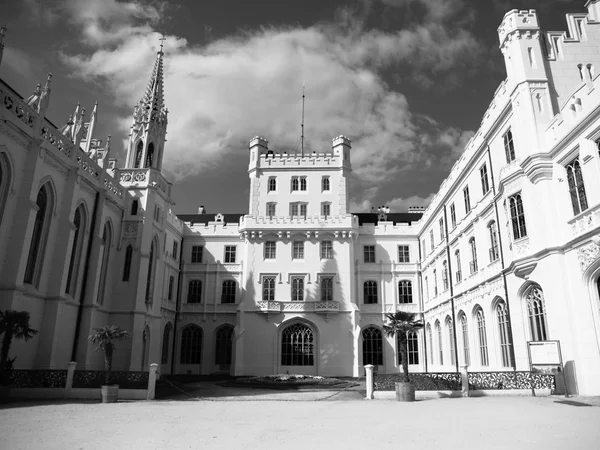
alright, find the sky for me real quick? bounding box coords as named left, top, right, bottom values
left=0, top=0, right=583, bottom=214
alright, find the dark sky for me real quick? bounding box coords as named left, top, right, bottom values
left=0, top=0, right=583, bottom=213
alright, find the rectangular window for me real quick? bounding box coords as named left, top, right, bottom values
left=264, top=241, right=276, bottom=259
left=224, top=246, right=236, bottom=263
left=321, top=203, right=331, bottom=217
left=321, top=241, right=333, bottom=259
left=439, top=218, right=444, bottom=241
left=398, top=245, right=410, bottom=263
left=267, top=202, right=276, bottom=217
left=292, top=241, right=304, bottom=259
left=364, top=245, right=375, bottom=263
left=191, top=245, right=203, bottom=263
left=172, top=241, right=178, bottom=260
left=503, top=129, right=516, bottom=163
left=430, top=230, right=434, bottom=251
left=300, top=204, right=307, bottom=216
left=320, top=276, right=333, bottom=301
left=508, top=193, right=528, bottom=240
left=322, top=176, right=330, bottom=191
left=291, top=176, right=299, bottom=191
left=433, top=269, right=438, bottom=296
left=168, top=276, right=174, bottom=300
left=291, top=277, right=304, bottom=301
left=450, top=203, right=456, bottom=228
left=463, top=186, right=471, bottom=214
left=300, top=177, right=307, bottom=191
left=290, top=203, right=307, bottom=217
left=480, top=163, right=490, bottom=194
left=268, top=177, right=277, bottom=192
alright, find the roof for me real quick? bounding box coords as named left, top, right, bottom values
left=176, top=213, right=245, bottom=224
left=176, top=212, right=422, bottom=225
left=354, top=213, right=422, bottom=225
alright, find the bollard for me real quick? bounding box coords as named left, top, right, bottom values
left=365, top=364, right=374, bottom=400
left=460, top=364, right=470, bottom=397
left=147, top=363, right=159, bottom=400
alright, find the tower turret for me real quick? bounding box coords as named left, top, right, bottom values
left=124, top=42, right=168, bottom=170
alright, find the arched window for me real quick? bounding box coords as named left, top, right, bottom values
left=525, top=286, right=548, bottom=341
left=469, top=237, right=478, bottom=273
left=488, top=221, right=499, bottom=262
left=433, top=269, right=438, bottom=296
left=398, top=280, right=413, bottom=303
left=122, top=245, right=133, bottom=281
left=362, top=327, right=383, bottom=365
left=134, top=141, right=143, bottom=168
left=161, top=323, right=172, bottom=365
left=215, top=325, right=234, bottom=365
left=398, top=331, right=419, bottom=365
left=262, top=276, right=275, bottom=301
left=566, top=159, right=588, bottom=215
left=268, top=177, right=276, bottom=192
left=435, top=321, right=443, bottom=365
left=291, top=177, right=299, bottom=191
left=364, top=280, right=378, bottom=304
left=97, top=223, right=111, bottom=305
left=460, top=313, right=470, bottom=365
left=66, top=206, right=86, bottom=295
left=24, top=185, right=51, bottom=285
left=446, top=317, right=456, bottom=366
left=221, top=280, right=236, bottom=304
left=475, top=308, right=489, bottom=366
left=281, top=323, right=314, bottom=366
left=0, top=153, right=10, bottom=230
left=427, top=323, right=433, bottom=365
left=145, top=142, right=154, bottom=168
left=496, top=300, right=514, bottom=367
left=188, top=280, right=202, bottom=303
left=180, top=326, right=202, bottom=364
left=322, top=176, right=330, bottom=191
left=442, top=261, right=449, bottom=291
left=509, top=193, right=527, bottom=240
left=455, top=249, right=462, bottom=282
left=145, top=240, right=156, bottom=302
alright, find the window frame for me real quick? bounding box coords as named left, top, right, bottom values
left=292, top=241, right=305, bottom=260
left=264, top=241, right=276, bottom=260
left=221, top=280, right=236, bottom=304
left=224, top=245, right=237, bottom=263
left=566, top=157, right=588, bottom=216
left=397, top=245, right=410, bottom=263
left=291, top=276, right=305, bottom=301
left=450, top=203, right=456, bottom=229
left=320, top=240, right=333, bottom=259
left=321, top=176, right=330, bottom=192
left=268, top=176, right=277, bottom=192
left=503, top=129, right=516, bottom=163
left=187, top=280, right=203, bottom=304
left=463, top=186, right=471, bottom=214
left=398, top=280, right=413, bottom=304
left=191, top=245, right=204, bottom=264
left=508, top=192, right=528, bottom=240
left=262, top=276, right=276, bottom=301
left=363, top=280, right=378, bottom=304
left=480, top=163, right=490, bottom=195
left=363, top=245, right=376, bottom=263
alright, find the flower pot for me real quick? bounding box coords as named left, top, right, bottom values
left=101, top=385, right=119, bottom=403
left=395, top=381, right=415, bottom=402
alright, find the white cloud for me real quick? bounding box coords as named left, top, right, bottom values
left=51, top=0, right=478, bottom=206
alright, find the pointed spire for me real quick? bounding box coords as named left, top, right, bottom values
left=38, top=73, right=52, bottom=116
left=83, top=101, right=98, bottom=154
left=0, top=26, right=6, bottom=67
left=138, top=37, right=167, bottom=124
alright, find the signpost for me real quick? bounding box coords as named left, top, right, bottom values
left=526, top=340, right=565, bottom=397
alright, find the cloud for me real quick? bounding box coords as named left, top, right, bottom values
left=350, top=187, right=435, bottom=213
left=44, top=0, right=478, bottom=208
left=379, top=0, right=469, bottom=23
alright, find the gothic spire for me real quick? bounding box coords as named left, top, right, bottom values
left=137, top=38, right=167, bottom=124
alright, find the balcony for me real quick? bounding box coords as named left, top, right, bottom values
left=256, top=300, right=340, bottom=321
left=568, top=202, right=600, bottom=239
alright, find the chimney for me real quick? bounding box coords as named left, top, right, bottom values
left=198, top=205, right=206, bottom=214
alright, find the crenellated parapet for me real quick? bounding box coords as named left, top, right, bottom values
left=498, top=9, right=540, bottom=53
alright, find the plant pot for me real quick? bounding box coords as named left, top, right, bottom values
left=395, top=381, right=415, bottom=402
left=101, top=385, right=119, bottom=403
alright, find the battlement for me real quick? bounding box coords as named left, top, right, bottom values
left=166, top=209, right=184, bottom=233
left=498, top=9, right=539, bottom=48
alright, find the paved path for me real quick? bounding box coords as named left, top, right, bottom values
left=1, top=396, right=599, bottom=449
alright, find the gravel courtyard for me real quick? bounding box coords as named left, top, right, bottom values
left=1, top=396, right=600, bottom=449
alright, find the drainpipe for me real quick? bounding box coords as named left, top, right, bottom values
left=170, top=235, right=184, bottom=375
left=418, top=236, right=428, bottom=374
left=443, top=205, right=460, bottom=374
left=486, top=146, right=517, bottom=370
left=71, top=191, right=100, bottom=362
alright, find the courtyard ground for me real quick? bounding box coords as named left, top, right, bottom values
left=1, top=386, right=599, bottom=450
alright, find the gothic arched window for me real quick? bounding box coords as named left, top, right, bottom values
left=362, top=327, right=383, bottom=366
left=145, top=142, right=155, bottom=168
left=566, top=158, right=588, bottom=215
left=122, top=245, right=133, bottom=281
left=145, top=240, right=156, bottom=302
left=97, top=223, right=112, bottom=305
left=496, top=300, right=514, bottom=367
left=66, top=206, right=86, bottom=295
left=459, top=313, right=470, bottom=365
left=135, top=141, right=143, bottom=168
left=161, top=323, right=172, bottom=365
left=24, top=185, right=52, bottom=285
left=398, top=280, right=413, bottom=303
left=526, top=286, right=548, bottom=341
left=446, top=316, right=456, bottom=366
left=0, top=153, right=10, bottom=231
left=281, top=323, right=314, bottom=366
left=435, top=320, right=443, bottom=365
left=475, top=307, right=489, bottom=366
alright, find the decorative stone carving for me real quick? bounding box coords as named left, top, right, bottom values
left=577, top=242, right=600, bottom=272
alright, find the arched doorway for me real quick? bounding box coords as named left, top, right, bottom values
left=280, top=322, right=316, bottom=375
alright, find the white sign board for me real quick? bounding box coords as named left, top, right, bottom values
left=528, top=341, right=561, bottom=366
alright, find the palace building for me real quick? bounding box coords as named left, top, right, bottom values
left=1, top=2, right=600, bottom=394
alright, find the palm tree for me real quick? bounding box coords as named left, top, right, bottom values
left=88, top=325, right=130, bottom=385
left=383, top=311, right=424, bottom=383
left=0, top=310, right=38, bottom=373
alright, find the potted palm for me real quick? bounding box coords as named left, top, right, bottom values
left=88, top=325, right=130, bottom=403
left=0, top=310, right=38, bottom=395
left=383, top=310, right=424, bottom=402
